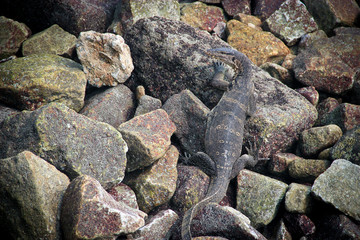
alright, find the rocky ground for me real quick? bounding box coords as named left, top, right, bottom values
left=0, top=0, right=360, bottom=239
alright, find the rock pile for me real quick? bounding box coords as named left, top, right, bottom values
left=0, top=0, right=360, bottom=239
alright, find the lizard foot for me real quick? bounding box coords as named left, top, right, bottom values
left=245, top=136, right=270, bottom=164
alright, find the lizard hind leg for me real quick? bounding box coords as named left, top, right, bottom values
left=185, top=151, right=217, bottom=177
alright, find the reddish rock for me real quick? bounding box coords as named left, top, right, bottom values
left=316, top=97, right=340, bottom=122
left=253, top=0, right=286, bottom=20
left=283, top=212, right=316, bottom=238
left=296, top=86, right=319, bottom=106
left=268, top=153, right=301, bottom=176
left=314, top=214, right=360, bottom=239
left=61, top=175, right=147, bottom=239
left=107, top=183, right=139, bottom=210
left=180, top=1, right=225, bottom=32
left=298, top=30, right=328, bottom=51
left=222, top=0, right=251, bottom=16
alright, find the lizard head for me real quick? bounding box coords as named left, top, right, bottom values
left=206, top=48, right=242, bottom=73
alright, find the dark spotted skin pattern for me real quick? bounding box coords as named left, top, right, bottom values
left=181, top=48, right=258, bottom=240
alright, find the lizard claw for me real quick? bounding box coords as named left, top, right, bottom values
left=246, top=136, right=269, bottom=162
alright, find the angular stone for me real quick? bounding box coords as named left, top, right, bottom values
left=236, top=170, right=288, bottom=228
left=285, top=183, right=313, bottom=214
left=61, top=175, right=147, bottom=239
left=288, top=159, right=331, bottom=182
left=135, top=95, right=162, bottom=117
left=0, top=151, right=69, bottom=239
left=212, top=22, right=227, bottom=39
left=125, top=145, right=179, bottom=213
left=253, top=0, right=286, bottom=20
left=118, top=109, right=176, bottom=172
left=80, top=85, right=135, bottom=127
left=128, top=209, right=178, bottom=240
left=233, top=13, right=262, bottom=31
left=293, top=34, right=360, bottom=95
left=316, top=97, right=340, bottom=125
left=298, top=124, right=343, bottom=158
left=0, top=54, right=86, bottom=111
left=317, top=103, right=360, bottom=131
left=335, top=26, right=360, bottom=36
left=0, top=16, right=31, bottom=59
left=281, top=53, right=296, bottom=70
left=264, top=0, right=318, bottom=46
left=193, top=203, right=267, bottom=240
left=295, top=86, right=319, bottom=106
left=0, top=102, right=128, bottom=189
left=283, top=212, right=316, bottom=238
left=302, top=0, right=360, bottom=34
left=312, top=160, right=360, bottom=221
left=275, top=220, right=292, bottom=240
left=107, top=183, right=139, bottom=210
left=180, top=1, right=225, bottom=32
left=260, top=62, right=295, bottom=87
left=268, top=153, right=301, bottom=176
left=108, top=0, right=180, bottom=35
left=298, top=30, right=328, bottom=52
left=171, top=165, right=210, bottom=213
left=163, top=89, right=210, bottom=154
left=77, top=31, right=134, bottom=87
left=330, top=125, right=360, bottom=165
left=22, top=24, right=76, bottom=57
left=227, top=19, right=290, bottom=66
left=318, top=148, right=331, bottom=160
left=222, top=0, right=251, bottom=16
left=0, top=103, right=19, bottom=124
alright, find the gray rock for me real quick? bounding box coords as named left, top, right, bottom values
left=298, top=30, right=328, bottom=52
left=0, top=102, right=128, bottom=189
left=77, top=31, right=134, bottom=87
left=330, top=125, right=360, bottom=165
left=22, top=24, right=77, bottom=57
left=236, top=170, right=288, bottom=228
left=61, top=175, right=147, bottom=239
left=298, top=124, right=343, bottom=158
left=124, top=146, right=179, bottom=213
left=0, top=103, right=19, bottom=124
left=0, top=54, right=86, bottom=111
left=162, top=89, right=210, bottom=154
left=312, top=159, right=360, bottom=221
left=288, top=158, right=331, bottom=182
left=260, top=62, right=295, bottom=87
left=0, top=16, right=31, bottom=59
left=118, top=109, right=176, bottom=172
left=80, top=85, right=135, bottom=127
left=264, top=0, right=318, bottom=46
left=135, top=95, right=162, bottom=117
left=285, top=183, right=313, bottom=214
left=0, top=151, right=69, bottom=239
left=107, top=183, right=139, bottom=210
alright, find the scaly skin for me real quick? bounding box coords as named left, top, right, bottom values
left=181, top=48, right=258, bottom=240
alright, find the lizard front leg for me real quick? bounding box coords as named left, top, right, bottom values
left=185, top=152, right=217, bottom=177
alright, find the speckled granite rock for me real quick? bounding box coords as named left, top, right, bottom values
left=312, top=159, right=360, bottom=221
left=61, top=175, right=147, bottom=239
left=134, top=95, right=162, bottom=117
left=0, top=54, right=86, bottom=111
left=285, top=183, right=313, bottom=214
left=222, top=0, right=251, bottom=16
left=268, top=153, right=301, bottom=176
left=295, top=86, right=319, bottom=106
left=107, top=183, right=139, bottom=210
left=288, top=158, right=331, bottom=182
left=253, top=0, right=286, bottom=20
left=0, top=102, right=128, bottom=189
left=0, top=151, right=69, bottom=239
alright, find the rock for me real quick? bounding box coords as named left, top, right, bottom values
left=77, top=31, right=134, bottom=87
left=0, top=151, right=69, bottom=239
left=0, top=102, right=128, bottom=189
left=316, top=97, right=340, bottom=125
left=316, top=103, right=360, bottom=132
left=253, top=0, right=286, bottom=21
left=330, top=125, right=360, bottom=165
left=212, top=22, right=227, bottom=39
left=61, top=175, right=147, bottom=239
left=118, top=109, right=176, bottom=172
left=180, top=1, right=225, bottom=32
left=107, top=183, right=139, bottom=210
left=233, top=13, right=263, bottom=31
left=108, top=0, right=180, bottom=35
left=193, top=203, right=267, bottom=240
left=335, top=26, right=360, bottom=36
left=318, top=148, right=331, bottom=160
left=281, top=53, right=296, bottom=70
left=124, top=16, right=230, bottom=109
left=312, top=160, right=360, bottom=221
left=246, top=66, right=318, bottom=158
left=274, top=219, right=292, bottom=240
left=293, top=33, right=360, bottom=95
left=236, top=170, right=288, bottom=228
left=298, top=30, right=328, bottom=52
left=222, top=0, right=251, bottom=16
left=285, top=183, right=313, bottom=214
left=264, top=0, right=318, bottom=46
left=0, top=103, right=19, bottom=124
left=199, top=0, right=221, bottom=3
left=171, top=165, right=210, bottom=213
left=298, top=124, right=343, bottom=158
left=124, top=145, right=178, bottom=213
left=295, top=86, right=319, bottom=106
left=283, top=212, right=316, bottom=238
left=268, top=153, right=301, bottom=176
left=302, top=0, right=360, bottom=34
left=227, top=19, right=291, bottom=66
left=22, top=24, right=76, bottom=57
left=0, top=54, right=86, bottom=111
left=288, top=158, right=331, bottom=182
left=0, top=16, right=31, bottom=59
left=260, top=62, right=295, bottom=87
left=162, top=89, right=210, bottom=154
left=127, top=209, right=178, bottom=240
left=80, top=85, right=135, bottom=127
left=134, top=95, right=162, bottom=117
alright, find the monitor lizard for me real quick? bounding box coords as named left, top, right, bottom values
left=181, top=48, right=261, bottom=240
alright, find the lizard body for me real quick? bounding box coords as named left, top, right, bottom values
left=181, top=48, right=258, bottom=240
